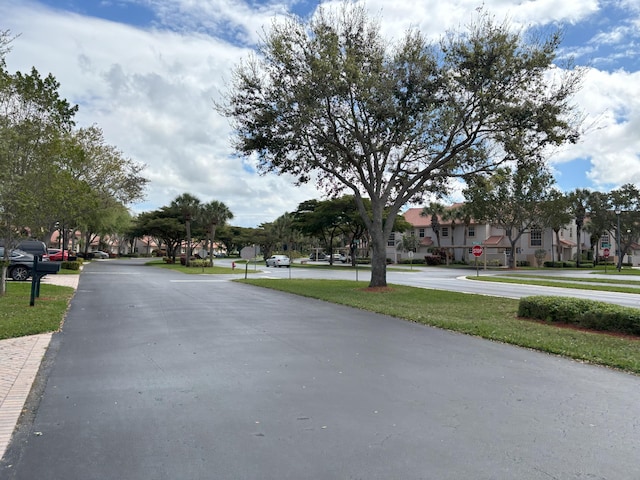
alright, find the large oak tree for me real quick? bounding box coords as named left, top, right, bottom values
left=221, top=4, right=582, bottom=287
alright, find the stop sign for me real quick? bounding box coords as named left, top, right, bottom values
left=472, top=245, right=483, bottom=257
left=603, top=247, right=610, bottom=258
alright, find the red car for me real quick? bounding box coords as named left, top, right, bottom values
left=47, top=248, right=69, bottom=261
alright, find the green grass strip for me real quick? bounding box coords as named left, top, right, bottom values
left=505, top=274, right=640, bottom=285
left=237, top=278, right=640, bottom=374
left=0, top=283, right=75, bottom=340
left=467, top=275, right=640, bottom=294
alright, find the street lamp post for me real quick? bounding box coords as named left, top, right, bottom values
left=615, top=209, right=621, bottom=272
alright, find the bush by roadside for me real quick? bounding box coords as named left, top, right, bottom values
left=61, top=260, right=82, bottom=271
left=518, top=296, right=640, bottom=336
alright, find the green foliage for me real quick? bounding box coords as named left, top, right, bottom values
left=61, top=260, right=81, bottom=270
left=518, top=296, right=640, bottom=336
left=221, top=4, right=582, bottom=287
left=534, top=249, right=547, bottom=267
left=189, top=259, right=210, bottom=268
left=544, top=261, right=577, bottom=268
left=397, top=258, right=426, bottom=265
left=0, top=283, right=74, bottom=339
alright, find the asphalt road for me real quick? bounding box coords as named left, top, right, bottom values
left=2, top=259, right=639, bottom=479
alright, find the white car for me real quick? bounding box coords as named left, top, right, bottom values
left=92, top=250, right=110, bottom=259
left=265, top=254, right=291, bottom=268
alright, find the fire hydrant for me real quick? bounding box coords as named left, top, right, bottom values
left=232, top=261, right=236, bottom=270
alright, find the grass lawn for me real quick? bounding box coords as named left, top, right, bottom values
left=146, top=259, right=243, bottom=274
left=467, top=274, right=640, bottom=294
left=0, top=282, right=75, bottom=340
left=238, top=278, right=640, bottom=375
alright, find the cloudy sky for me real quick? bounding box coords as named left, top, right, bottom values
left=1, top=0, right=639, bottom=227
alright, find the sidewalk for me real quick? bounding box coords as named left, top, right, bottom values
left=0, top=274, right=79, bottom=460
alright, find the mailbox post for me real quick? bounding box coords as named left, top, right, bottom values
left=30, top=257, right=61, bottom=306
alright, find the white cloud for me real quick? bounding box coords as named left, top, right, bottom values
left=1, top=0, right=321, bottom=227
left=550, top=67, right=640, bottom=189
left=2, top=0, right=639, bottom=225
left=329, top=0, right=600, bottom=41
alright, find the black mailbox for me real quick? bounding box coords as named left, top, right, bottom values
left=30, top=258, right=61, bottom=306
left=35, top=261, right=61, bottom=274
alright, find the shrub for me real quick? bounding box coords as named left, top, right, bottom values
left=398, top=258, right=426, bottom=265
left=424, top=255, right=442, bottom=266
left=61, top=260, right=81, bottom=271
left=189, top=259, right=210, bottom=268
left=518, top=296, right=640, bottom=336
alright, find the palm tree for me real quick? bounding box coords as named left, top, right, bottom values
left=441, top=205, right=465, bottom=264
left=201, top=200, right=233, bottom=266
left=541, top=190, right=571, bottom=263
left=569, top=189, right=591, bottom=268
left=420, top=202, right=445, bottom=247
left=171, top=193, right=202, bottom=267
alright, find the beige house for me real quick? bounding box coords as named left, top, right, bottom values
left=389, top=205, right=590, bottom=266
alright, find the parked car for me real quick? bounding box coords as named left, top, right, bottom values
left=339, top=253, right=351, bottom=263
left=266, top=254, right=291, bottom=267
left=309, top=252, right=326, bottom=260
left=0, top=239, right=48, bottom=261
left=16, top=239, right=48, bottom=260
left=92, top=250, right=110, bottom=259
left=48, top=248, right=69, bottom=261
left=0, top=247, right=34, bottom=281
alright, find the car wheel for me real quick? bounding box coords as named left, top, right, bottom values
left=11, top=266, right=30, bottom=281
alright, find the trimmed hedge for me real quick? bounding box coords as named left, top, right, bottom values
left=61, top=260, right=82, bottom=271
left=543, top=261, right=596, bottom=268
left=518, top=296, right=640, bottom=336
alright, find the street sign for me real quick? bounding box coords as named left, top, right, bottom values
left=240, top=245, right=259, bottom=260
left=603, top=247, right=610, bottom=258
left=472, top=245, right=483, bottom=257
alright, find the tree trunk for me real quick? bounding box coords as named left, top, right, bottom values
left=0, top=267, right=6, bottom=296
left=369, top=228, right=388, bottom=288
left=575, top=220, right=583, bottom=268
left=554, top=229, right=561, bottom=262
left=508, top=236, right=518, bottom=269
left=185, top=220, right=191, bottom=267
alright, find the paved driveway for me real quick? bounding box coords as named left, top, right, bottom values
left=2, top=259, right=639, bottom=479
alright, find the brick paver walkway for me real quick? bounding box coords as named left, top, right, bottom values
left=0, top=273, right=79, bottom=460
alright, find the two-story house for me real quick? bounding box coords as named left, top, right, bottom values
left=390, top=204, right=591, bottom=266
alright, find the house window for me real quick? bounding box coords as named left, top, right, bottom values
left=419, top=228, right=425, bottom=238
left=505, top=247, right=512, bottom=256
left=442, top=226, right=449, bottom=237
left=468, top=226, right=475, bottom=238
left=569, top=227, right=573, bottom=238
left=388, top=233, right=396, bottom=247
left=530, top=229, right=542, bottom=247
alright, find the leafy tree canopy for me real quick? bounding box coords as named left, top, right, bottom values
left=221, top=3, right=583, bottom=286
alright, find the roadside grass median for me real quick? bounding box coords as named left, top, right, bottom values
left=467, top=274, right=640, bottom=294
left=0, top=282, right=75, bottom=340
left=238, top=278, right=640, bottom=374
left=145, top=258, right=241, bottom=274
